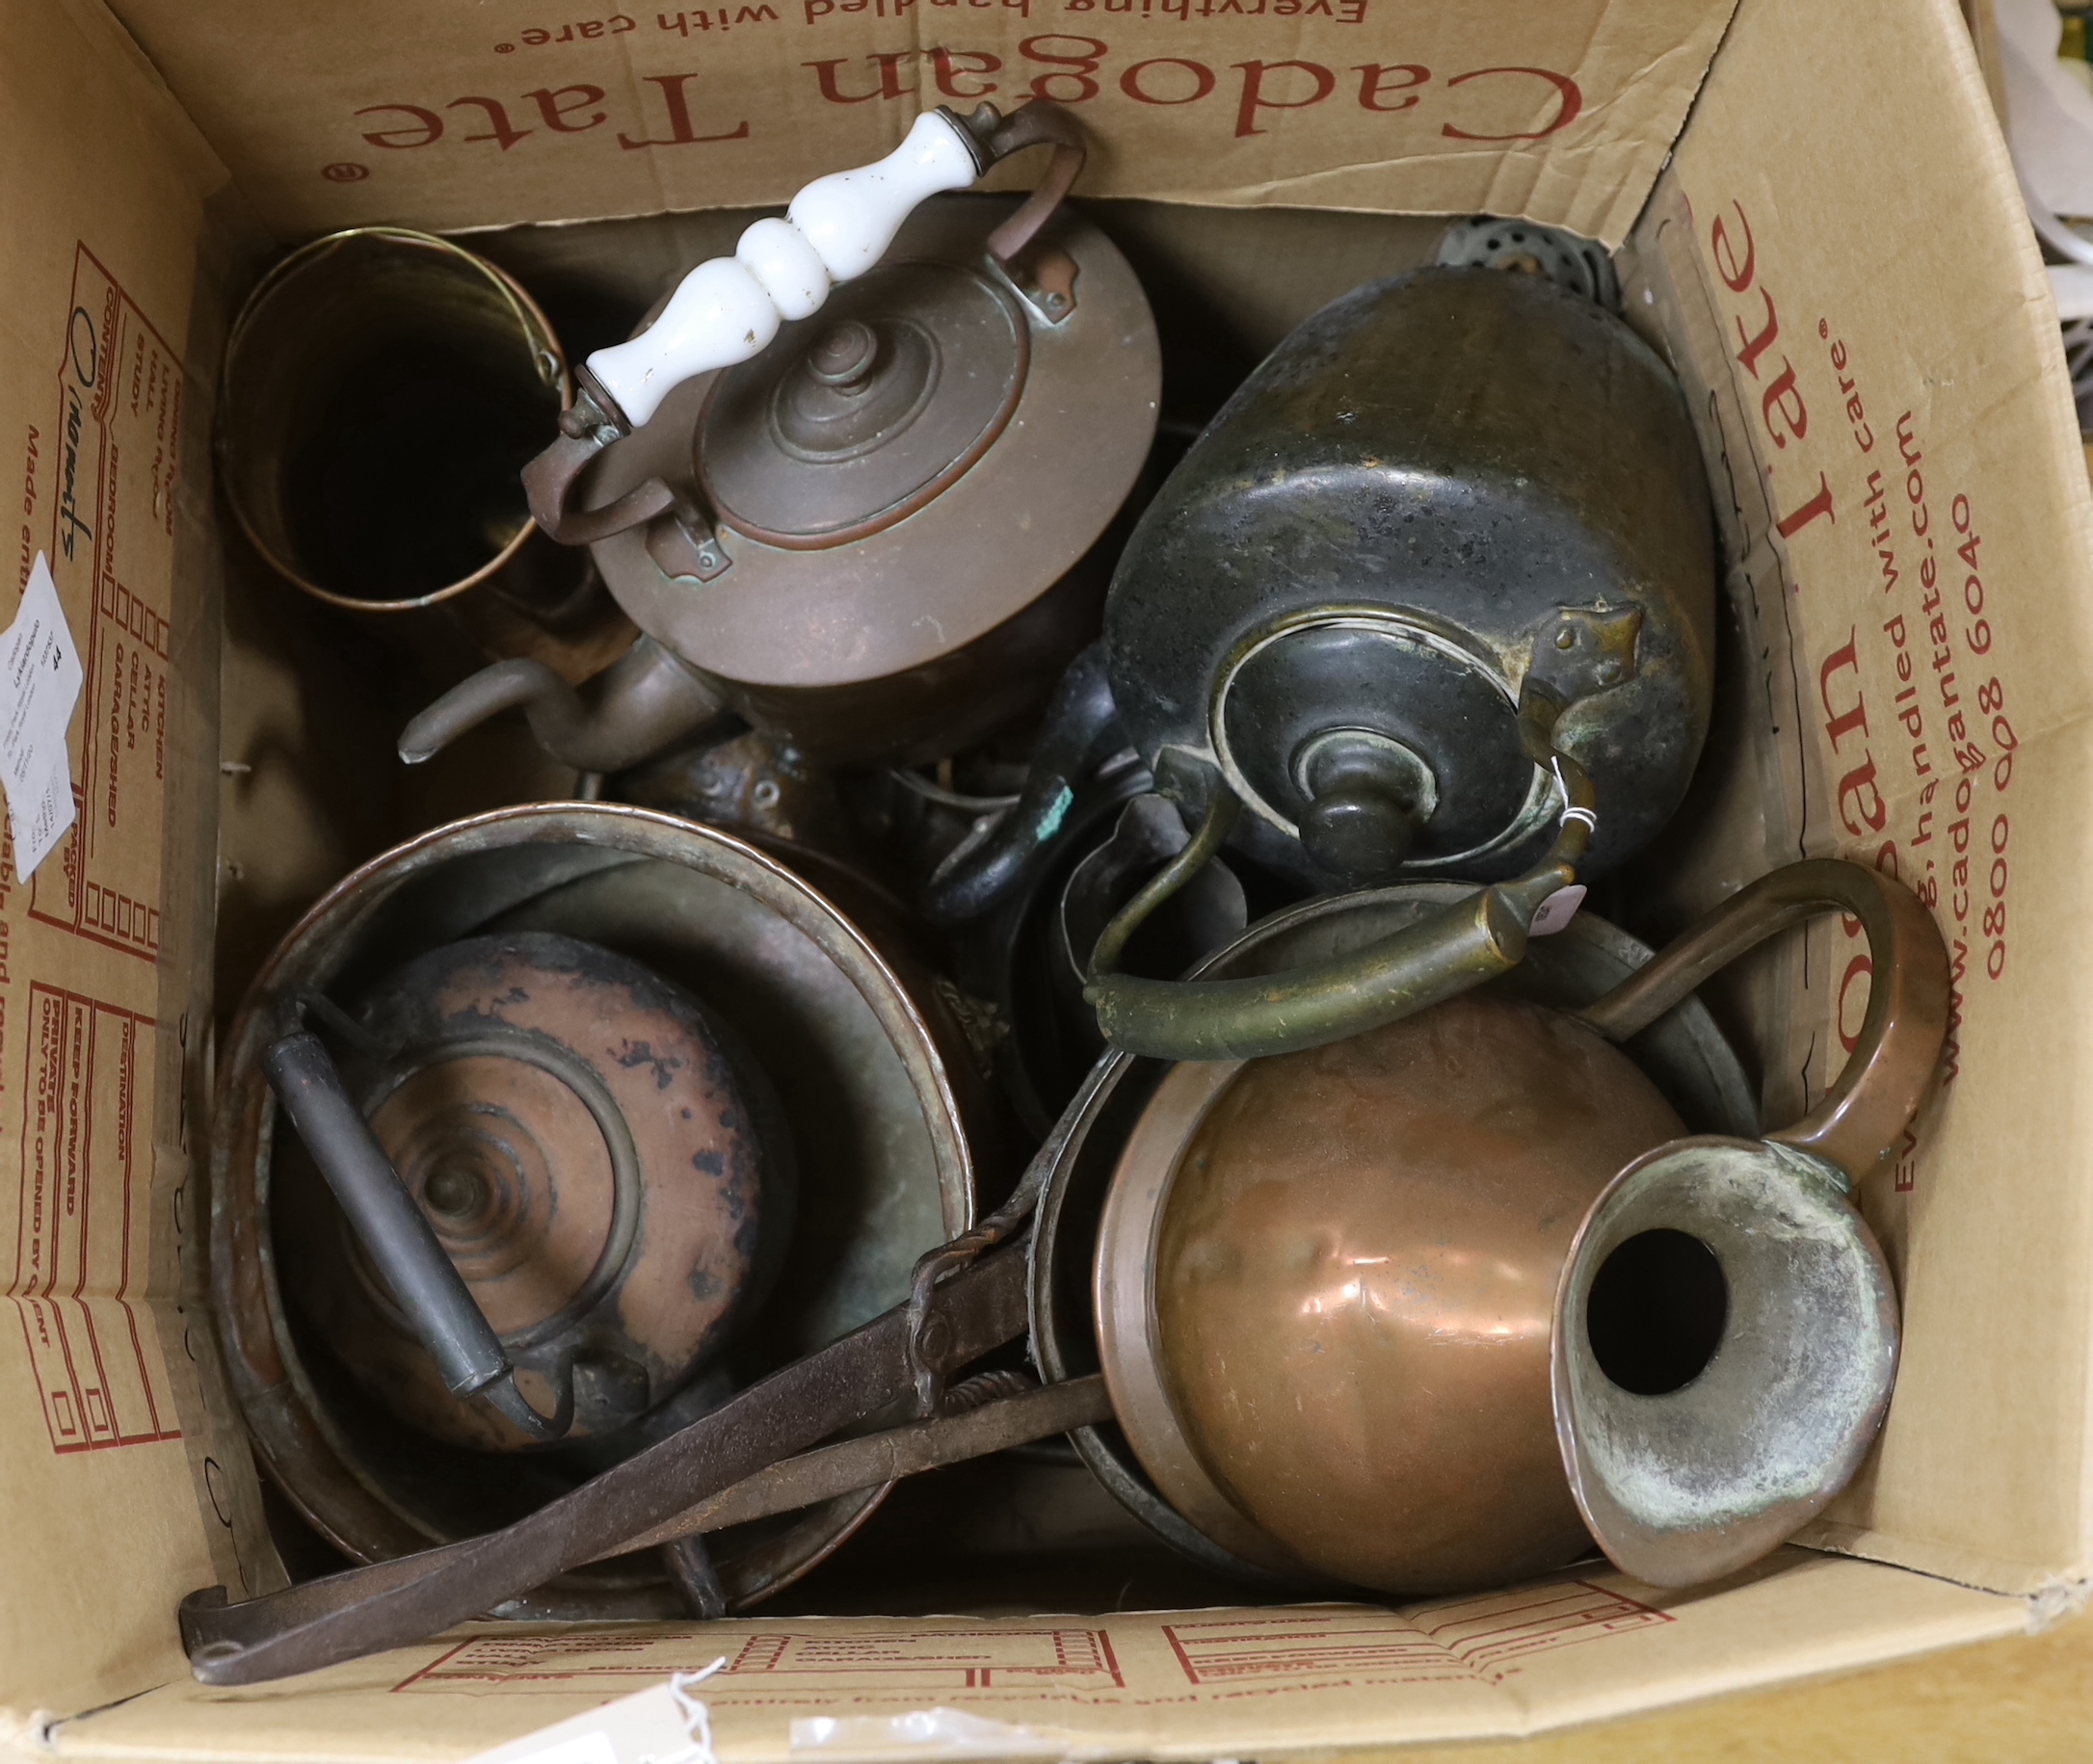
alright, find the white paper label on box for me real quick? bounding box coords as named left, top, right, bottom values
left=1529, top=883, right=1587, bottom=937
left=0, top=554, right=84, bottom=882
left=464, top=1661, right=727, bottom=1764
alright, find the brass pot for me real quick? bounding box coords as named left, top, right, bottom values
left=212, top=803, right=994, bottom=1618
left=219, top=228, right=635, bottom=683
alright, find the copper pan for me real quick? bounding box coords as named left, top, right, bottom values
left=212, top=803, right=993, bottom=1618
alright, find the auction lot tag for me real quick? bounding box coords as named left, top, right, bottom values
left=1529, top=883, right=1588, bottom=937
left=0, top=553, right=84, bottom=880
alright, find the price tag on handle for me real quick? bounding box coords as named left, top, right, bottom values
left=0, top=553, right=84, bottom=882
left=1529, top=883, right=1588, bottom=937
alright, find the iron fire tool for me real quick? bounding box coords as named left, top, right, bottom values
left=182, top=1074, right=1098, bottom=1686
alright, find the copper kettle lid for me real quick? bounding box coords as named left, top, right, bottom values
left=297, top=929, right=782, bottom=1451
left=699, top=262, right=1027, bottom=549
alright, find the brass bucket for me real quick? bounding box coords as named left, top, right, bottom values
left=218, top=227, right=634, bottom=681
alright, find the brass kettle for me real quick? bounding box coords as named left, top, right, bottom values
left=940, top=238, right=1719, bottom=1066
left=1105, top=261, right=1714, bottom=894
left=399, top=102, right=1159, bottom=775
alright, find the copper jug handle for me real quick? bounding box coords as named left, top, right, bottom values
left=1577, top=858, right=1951, bottom=1184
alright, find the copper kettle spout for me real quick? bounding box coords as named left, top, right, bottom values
left=397, top=633, right=726, bottom=774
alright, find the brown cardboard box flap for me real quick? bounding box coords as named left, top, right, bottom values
left=35, top=1553, right=2029, bottom=1763
left=101, top=0, right=1736, bottom=243
left=0, top=0, right=278, bottom=1727
left=1620, top=0, right=2093, bottom=1593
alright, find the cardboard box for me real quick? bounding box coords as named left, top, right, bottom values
left=2, top=0, right=2088, bottom=1752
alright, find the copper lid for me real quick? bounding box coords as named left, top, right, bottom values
left=699, top=263, right=1027, bottom=548
left=304, top=930, right=782, bottom=1451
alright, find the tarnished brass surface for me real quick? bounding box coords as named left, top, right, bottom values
left=1082, top=699, right=1597, bottom=1064
left=1104, top=267, right=1716, bottom=894
left=219, top=227, right=634, bottom=682
left=1098, top=990, right=1686, bottom=1593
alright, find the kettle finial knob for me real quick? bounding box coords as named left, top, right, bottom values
left=807, top=319, right=880, bottom=389
left=1294, top=729, right=1436, bottom=885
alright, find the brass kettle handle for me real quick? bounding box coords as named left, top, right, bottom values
left=1577, top=857, right=1951, bottom=1183
left=1083, top=731, right=1597, bottom=1063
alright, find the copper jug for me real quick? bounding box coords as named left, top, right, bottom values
left=212, top=804, right=994, bottom=1617
left=399, top=102, right=1159, bottom=775
left=1052, top=860, right=1947, bottom=1593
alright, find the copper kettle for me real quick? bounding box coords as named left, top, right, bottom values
left=398, top=102, right=1159, bottom=775
left=1079, top=860, right=1947, bottom=1593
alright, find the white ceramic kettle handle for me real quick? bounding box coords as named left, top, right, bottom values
left=587, top=111, right=984, bottom=429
